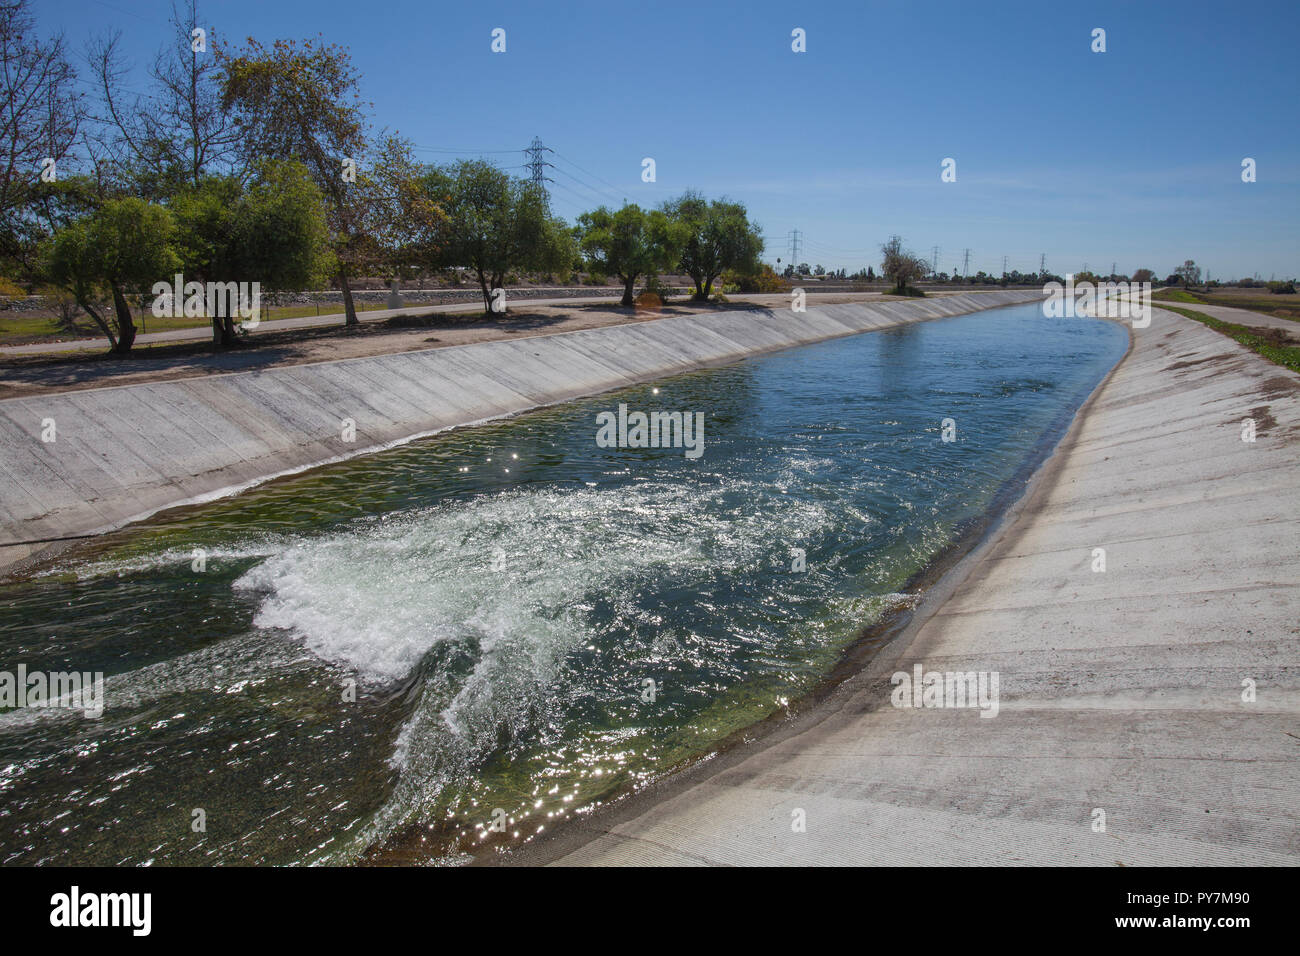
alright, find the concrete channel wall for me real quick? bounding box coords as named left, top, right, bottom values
left=0, top=290, right=1042, bottom=573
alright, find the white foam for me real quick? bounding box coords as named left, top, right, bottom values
left=233, top=481, right=834, bottom=685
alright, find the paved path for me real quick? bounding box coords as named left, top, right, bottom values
left=520, top=304, right=1300, bottom=866
left=1153, top=300, right=1299, bottom=332
left=0, top=294, right=631, bottom=356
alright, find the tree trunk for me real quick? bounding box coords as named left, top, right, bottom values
left=620, top=273, right=637, bottom=307
left=79, top=297, right=118, bottom=352
left=210, top=316, right=239, bottom=349
left=110, top=283, right=136, bottom=354
left=691, top=272, right=707, bottom=301
left=339, top=269, right=358, bottom=326
left=477, top=269, right=492, bottom=312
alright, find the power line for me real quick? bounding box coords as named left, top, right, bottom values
left=551, top=165, right=621, bottom=206
left=409, top=145, right=519, bottom=155
left=550, top=149, right=628, bottom=199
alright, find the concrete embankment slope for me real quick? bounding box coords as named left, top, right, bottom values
left=526, top=305, right=1300, bottom=866
left=0, top=290, right=1041, bottom=573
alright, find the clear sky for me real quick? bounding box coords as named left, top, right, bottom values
left=35, top=0, right=1300, bottom=279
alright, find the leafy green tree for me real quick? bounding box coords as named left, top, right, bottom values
left=219, top=37, right=388, bottom=326
left=416, top=160, right=573, bottom=313
left=575, top=204, right=686, bottom=307
left=663, top=191, right=764, bottom=300
left=47, top=197, right=180, bottom=353
left=171, top=160, right=330, bottom=345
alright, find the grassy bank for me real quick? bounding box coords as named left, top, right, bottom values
left=0, top=301, right=396, bottom=346
left=1160, top=304, right=1300, bottom=373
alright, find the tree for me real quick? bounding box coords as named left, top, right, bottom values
left=86, top=1, right=240, bottom=198
left=219, top=36, right=377, bottom=326
left=47, top=197, right=180, bottom=353
left=0, top=0, right=82, bottom=276
left=662, top=191, right=763, bottom=301
left=813, top=264, right=825, bottom=276
left=171, top=159, right=330, bottom=345
left=575, top=203, right=685, bottom=307
left=1174, top=259, right=1201, bottom=287
left=1132, top=268, right=1155, bottom=284
left=880, top=235, right=928, bottom=293
left=415, top=160, right=572, bottom=313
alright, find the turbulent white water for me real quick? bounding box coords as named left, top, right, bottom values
left=234, top=478, right=837, bottom=682
left=226, top=477, right=843, bottom=852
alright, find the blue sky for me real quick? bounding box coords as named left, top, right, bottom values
left=37, top=0, right=1300, bottom=279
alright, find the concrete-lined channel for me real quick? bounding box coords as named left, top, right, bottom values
left=0, top=290, right=1041, bottom=574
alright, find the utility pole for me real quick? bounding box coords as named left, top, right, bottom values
left=523, top=136, right=554, bottom=196
left=787, top=229, right=802, bottom=272
left=962, top=248, right=971, bottom=278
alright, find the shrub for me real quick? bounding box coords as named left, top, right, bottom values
left=724, top=263, right=785, bottom=294
left=642, top=275, right=673, bottom=303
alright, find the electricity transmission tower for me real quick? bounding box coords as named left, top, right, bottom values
left=962, top=248, right=971, bottom=278
left=787, top=230, right=802, bottom=272
left=1040, top=253, right=1046, bottom=276
left=932, top=245, right=940, bottom=277
left=523, top=136, right=554, bottom=196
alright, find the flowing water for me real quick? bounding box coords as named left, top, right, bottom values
left=0, top=303, right=1127, bottom=865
